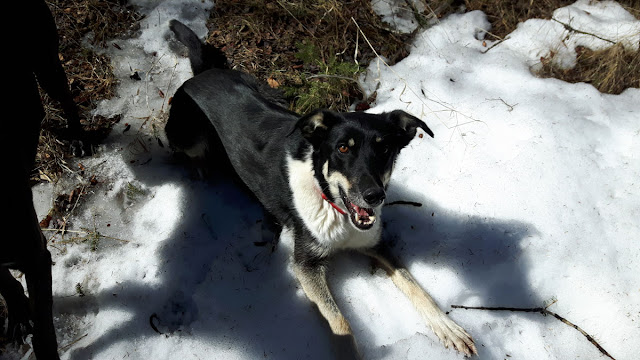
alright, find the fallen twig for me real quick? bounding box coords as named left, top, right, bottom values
left=42, top=228, right=131, bottom=247
left=552, top=18, right=616, bottom=44
left=481, top=37, right=507, bottom=54
left=385, top=200, right=423, bottom=207
left=450, top=304, right=616, bottom=360
left=58, top=333, right=88, bottom=352
left=485, top=97, right=518, bottom=112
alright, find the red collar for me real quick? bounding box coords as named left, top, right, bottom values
left=321, top=192, right=347, bottom=215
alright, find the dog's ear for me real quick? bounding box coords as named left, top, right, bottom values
left=293, top=109, right=341, bottom=145
left=388, top=110, right=434, bottom=145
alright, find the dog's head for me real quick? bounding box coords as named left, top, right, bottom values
left=295, top=109, right=433, bottom=231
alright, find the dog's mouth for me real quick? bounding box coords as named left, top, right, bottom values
left=341, top=195, right=376, bottom=230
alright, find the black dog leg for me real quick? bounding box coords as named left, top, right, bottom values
left=0, top=267, right=32, bottom=343
left=0, top=183, right=61, bottom=359
left=24, top=246, right=59, bottom=360
left=33, top=0, right=86, bottom=156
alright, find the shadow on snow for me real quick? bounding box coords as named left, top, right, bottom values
left=55, top=149, right=538, bottom=359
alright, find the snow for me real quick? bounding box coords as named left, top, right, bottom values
left=5, top=0, right=640, bottom=359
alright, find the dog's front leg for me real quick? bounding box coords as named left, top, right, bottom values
left=293, top=243, right=361, bottom=359
left=360, top=246, right=478, bottom=357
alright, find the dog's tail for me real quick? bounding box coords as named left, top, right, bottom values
left=169, top=19, right=227, bottom=75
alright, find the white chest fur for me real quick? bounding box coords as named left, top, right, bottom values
left=286, top=152, right=381, bottom=257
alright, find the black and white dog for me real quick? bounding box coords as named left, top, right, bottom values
left=165, top=20, right=477, bottom=358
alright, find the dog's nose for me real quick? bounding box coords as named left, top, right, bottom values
left=363, top=187, right=386, bottom=207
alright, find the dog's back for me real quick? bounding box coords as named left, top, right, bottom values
left=166, top=21, right=300, bottom=210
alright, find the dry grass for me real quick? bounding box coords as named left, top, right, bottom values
left=539, top=44, right=640, bottom=94
left=464, top=0, right=640, bottom=94
left=464, top=0, right=640, bottom=39
left=35, top=0, right=142, bottom=183
left=207, top=0, right=639, bottom=113
left=206, top=0, right=415, bottom=113
left=44, top=0, right=142, bottom=118
left=464, top=0, right=567, bottom=40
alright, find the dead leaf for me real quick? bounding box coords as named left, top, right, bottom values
left=267, top=77, right=280, bottom=88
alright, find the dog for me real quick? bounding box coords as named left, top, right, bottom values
left=165, top=20, right=477, bottom=358
left=1, top=1, right=85, bottom=359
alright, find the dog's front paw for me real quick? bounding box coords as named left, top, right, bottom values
left=5, top=303, right=33, bottom=344
left=61, top=122, right=92, bottom=157
left=429, top=314, right=477, bottom=356
left=70, top=139, right=86, bottom=157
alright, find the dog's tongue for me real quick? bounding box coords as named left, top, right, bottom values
left=347, top=201, right=376, bottom=229
left=352, top=204, right=372, bottom=217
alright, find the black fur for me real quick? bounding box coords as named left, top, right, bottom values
left=0, top=1, right=85, bottom=359
left=169, top=20, right=228, bottom=74
left=165, top=25, right=431, bottom=238
left=163, top=20, right=470, bottom=359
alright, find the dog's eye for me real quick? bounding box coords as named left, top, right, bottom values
left=338, top=145, right=349, bottom=153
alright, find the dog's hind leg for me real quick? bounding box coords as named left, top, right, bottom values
left=165, top=87, right=217, bottom=179
left=360, top=246, right=478, bottom=357
left=0, top=266, right=32, bottom=342
left=23, top=246, right=59, bottom=360
left=292, top=254, right=361, bottom=359
left=0, top=249, right=59, bottom=360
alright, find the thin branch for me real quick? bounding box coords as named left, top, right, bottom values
left=42, top=228, right=131, bottom=244
left=485, top=97, right=518, bottom=112
left=58, top=333, right=88, bottom=352
left=276, top=0, right=315, bottom=38
left=552, top=18, right=616, bottom=44
left=482, top=37, right=507, bottom=54
left=385, top=200, right=423, bottom=207
left=450, top=304, right=616, bottom=360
